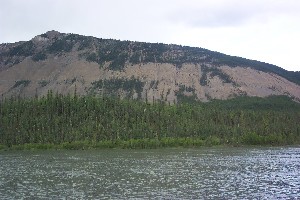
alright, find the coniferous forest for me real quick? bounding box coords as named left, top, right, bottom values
left=0, top=92, right=299, bottom=150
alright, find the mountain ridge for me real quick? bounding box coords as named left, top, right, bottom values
left=0, top=30, right=299, bottom=103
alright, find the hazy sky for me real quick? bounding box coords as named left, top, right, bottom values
left=1, top=0, right=299, bottom=71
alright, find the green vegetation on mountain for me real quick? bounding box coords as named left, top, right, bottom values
left=48, top=38, right=73, bottom=53
left=7, top=41, right=35, bottom=57
left=32, top=52, right=47, bottom=61
left=175, top=84, right=197, bottom=104
left=75, top=34, right=300, bottom=84
left=200, top=64, right=234, bottom=86
left=0, top=93, right=299, bottom=150
left=12, top=80, right=31, bottom=88
left=210, top=52, right=300, bottom=85
left=1, top=31, right=299, bottom=86
left=91, top=78, right=144, bottom=99
left=38, top=80, right=49, bottom=87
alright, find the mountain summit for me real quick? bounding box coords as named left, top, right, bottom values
left=0, top=31, right=299, bottom=103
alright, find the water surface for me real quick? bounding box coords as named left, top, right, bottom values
left=0, top=147, right=299, bottom=199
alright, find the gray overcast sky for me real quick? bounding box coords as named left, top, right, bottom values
left=1, top=0, right=299, bottom=71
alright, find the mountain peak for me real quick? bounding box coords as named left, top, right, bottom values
left=44, top=30, right=62, bottom=38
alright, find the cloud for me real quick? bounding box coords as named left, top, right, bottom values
left=0, top=0, right=299, bottom=71
left=0, top=0, right=175, bottom=43
left=168, top=0, right=300, bottom=28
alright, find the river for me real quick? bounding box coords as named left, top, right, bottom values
left=0, top=147, right=299, bottom=199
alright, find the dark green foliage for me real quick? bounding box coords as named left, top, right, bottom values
left=47, top=33, right=93, bottom=53
left=109, top=52, right=128, bottom=70
left=6, top=138, right=207, bottom=150
left=176, top=94, right=198, bottom=104
left=4, top=58, right=21, bottom=65
left=32, top=52, right=47, bottom=61
left=0, top=94, right=299, bottom=149
left=38, top=80, right=49, bottom=87
left=200, top=65, right=233, bottom=86
left=175, top=84, right=197, bottom=104
left=210, top=68, right=232, bottom=83
left=47, top=34, right=86, bottom=53
left=209, top=95, right=300, bottom=111
left=0, top=144, right=6, bottom=150
left=40, top=33, right=48, bottom=38
left=86, top=52, right=98, bottom=63
left=150, top=80, right=159, bottom=89
left=78, top=37, right=93, bottom=50
left=48, top=38, right=74, bottom=53
left=83, top=39, right=132, bottom=70
left=129, top=42, right=175, bottom=64
left=82, top=40, right=170, bottom=68
left=129, top=52, right=141, bottom=64
left=71, top=78, right=76, bottom=84
left=241, top=132, right=289, bottom=145
left=101, top=46, right=129, bottom=70
left=185, top=86, right=195, bottom=93
left=7, top=41, right=35, bottom=57
left=92, top=78, right=144, bottom=98
left=200, top=74, right=208, bottom=86
left=12, top=80, right=31, bottom=88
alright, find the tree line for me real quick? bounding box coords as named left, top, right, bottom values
left=0, top=92, right=299, bottom=150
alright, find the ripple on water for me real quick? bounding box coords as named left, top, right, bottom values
left=0, top=147, right=300, bottom=199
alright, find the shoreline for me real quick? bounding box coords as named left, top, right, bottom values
left=1, top=135, right=298, bottom=151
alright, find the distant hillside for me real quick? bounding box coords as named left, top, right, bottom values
left=0, top=30, right=299, bottom=103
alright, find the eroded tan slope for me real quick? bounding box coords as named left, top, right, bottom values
left=0, top=53, right=102, bottom=98
left=220, top=66, right=300, bottom=100
left=0, top=52, right=299, bottom=103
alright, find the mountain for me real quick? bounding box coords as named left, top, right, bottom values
left=0, top=30, right=299, bottom=103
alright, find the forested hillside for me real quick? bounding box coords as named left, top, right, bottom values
left=1, top=94, right=299, bottom=150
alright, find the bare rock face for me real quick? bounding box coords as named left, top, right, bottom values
left=220, top=66, right=300, bottom=100
left=45, top=30, right=61, bottom=39
left=0, top=31, right=299, bottom=103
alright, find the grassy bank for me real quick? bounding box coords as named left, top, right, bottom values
left=1, top=132, right=298, bottom=151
